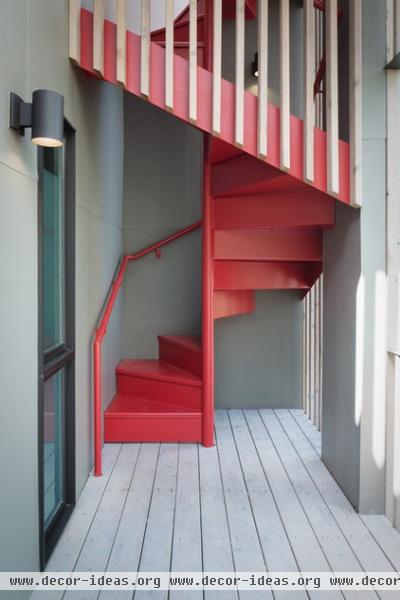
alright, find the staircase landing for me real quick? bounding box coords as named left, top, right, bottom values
left=42, top=410, right=400, bottom=589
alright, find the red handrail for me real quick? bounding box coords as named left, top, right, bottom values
left=93, top=220, right=202, bottom=476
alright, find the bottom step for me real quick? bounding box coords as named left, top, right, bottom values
left=104, top=394, right=202, bottom=443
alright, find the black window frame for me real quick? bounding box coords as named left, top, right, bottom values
left=37, top=118, right=76, bottom=568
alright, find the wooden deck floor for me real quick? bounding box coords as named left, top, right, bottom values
left=43, top=410, right=400, bottom=600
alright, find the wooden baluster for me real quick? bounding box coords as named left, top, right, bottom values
left=280, top=0, right=290, bottom=170
left=189, top=0, right=197, bottom=122
left=212, top=0, right=222, bottom=135
left=141, top=0, right=151, bottom=98
left=235, top=0, right=245, bottom=146
left=326, top=0, right=339, bottom=195
left=310, top=285, right=315, bottom=423
left=257, top=0, right=268, bottom=158
left=117, top=0, right=127, bottom=86
left=304, top=0, right=315, bottom=181
left=93, top=0, right=105, bottom=75
left=302, top=296, right=307, bottom=412
left=69, top=0, right=81, bottom=64
left=349, top=0, right=362, bottom=207
left=305, top=292, right=310, bottom=418
left=165, top=0, right=174, bottom=110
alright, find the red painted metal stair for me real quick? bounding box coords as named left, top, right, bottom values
left=73, top=3, right=351, bottom=458
left=105, top=337, right=202, bottom=442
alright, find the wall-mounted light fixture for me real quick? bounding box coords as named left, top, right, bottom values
left=10, top=90, right=64, bottom=147
left=252, top=52, right=259, bottom=78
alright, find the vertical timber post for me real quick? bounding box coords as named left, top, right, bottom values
left=202, top=0, right=215, bottom=447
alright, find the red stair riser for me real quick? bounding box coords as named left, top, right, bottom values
left=158, top=339, right=202, bottom=377
left=213, top=191, right=335, bottom=230
left=214, top=260, right=322, bottom=290
left=104, top=413, right=202, bottom=443
left=117, top=373, right=202, bottom=410
left=214, top=229, right=322, bottom=262
left=79, top=8, right=350, bottom=204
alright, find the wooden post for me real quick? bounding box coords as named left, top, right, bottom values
left=189, top=0, right=197, bottom=122
left=212, top=0, right=222, bottom=135
left=280, top=0, right=290, bottom=170
left=141, top=0, right=151, bottom=98
left=116, top=0, right=127, bottom=86
left=257, top=0, right=268, bottom=158
left=165, top=0, right=174, bottom=110
left=305, top=292, right=310, bottom=417
left=304, top=0, right=315, bottom=182
left=69, top=0, right=81, bottom=64
left=93, top=0, right=104, bottom=75
left=326, top=0, right=339, bottom=195
left=235, top=0, right=245, bottom=146
left=349, top=0, right=362, bottom=207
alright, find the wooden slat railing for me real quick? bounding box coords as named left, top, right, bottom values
left=93, top=0, right=105, bottom=75
left=69, top=0, right=363, bottom=207
left=116, top=0, right=127, bottom=85
left=326, top=0, right=339, bottom=196
left=257, top=0, right=268, bottom=158
left=304, top=0, right=315, bottom=182
left=141, top=0, right=151, bottom=98
left=279, top=0, right=290, bottom=171
left=165, top=0, right=174, bottom=110
left=69, top=0, right=81, bottom=64
left=235, top=0, right=245, bottom=147
left=212, top=0, right=222, bottom=135
left=303, top=276, right=323, bottom=431
left=189, top=0, right=197, bottom=122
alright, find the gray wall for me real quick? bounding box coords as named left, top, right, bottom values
left=0, top=0, right=123, bottom=586
left=215, top=292, right=303, bottom=409
left=121, top=95, right=202, bottom=358
left=322, top=203, right=361, bottom=507
left=322, top=0, right=387, bottom=513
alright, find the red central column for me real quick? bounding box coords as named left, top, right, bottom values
left=202, top=136, right=215, bottom=447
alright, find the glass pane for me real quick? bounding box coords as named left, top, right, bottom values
left=43, top=147, right=65, bottom=351
left=43, top=369, right=65, bottom=529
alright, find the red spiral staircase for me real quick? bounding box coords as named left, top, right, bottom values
left=71, top=1, right=350, bottom=472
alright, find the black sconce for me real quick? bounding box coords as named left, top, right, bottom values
left=10, top=89, right=64, bottom=147
left=252, top=52, right=259, bottom=78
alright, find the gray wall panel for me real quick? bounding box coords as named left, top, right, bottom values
left=215, top=292, right=303, bottom=409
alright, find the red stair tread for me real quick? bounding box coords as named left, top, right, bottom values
left=106, top=394, right=201, bottom=415
left=116, top=359, right=202, bottom=387
left=158, top=335, right=202, bottom=355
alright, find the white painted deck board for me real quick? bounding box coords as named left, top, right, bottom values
left=215, top=410, right=271, bottom=600
left=199, top=443, right=237, bottom=600
left=243, top=409, right=341, bottom=600
left=169, top=444, right=202, bottom=599
left=134, top=443, right=179, bottom=599
left=63, top=444, right=140, bottom=600
left=46, top=411, right=400, bottom=599
left=229, top=410, right=307, bottom=600
left=265, top=409, right=377, bottom=600
left=99, top=444, right=160, bottom=600
left=276, top=410, right=396, bottom=600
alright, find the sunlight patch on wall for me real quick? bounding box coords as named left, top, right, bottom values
left=372, top=270, right=386, bottom=470
left=355, top=274, right=365, bottom=427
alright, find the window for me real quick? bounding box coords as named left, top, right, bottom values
left=38, top=120, right=76, bottom=567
